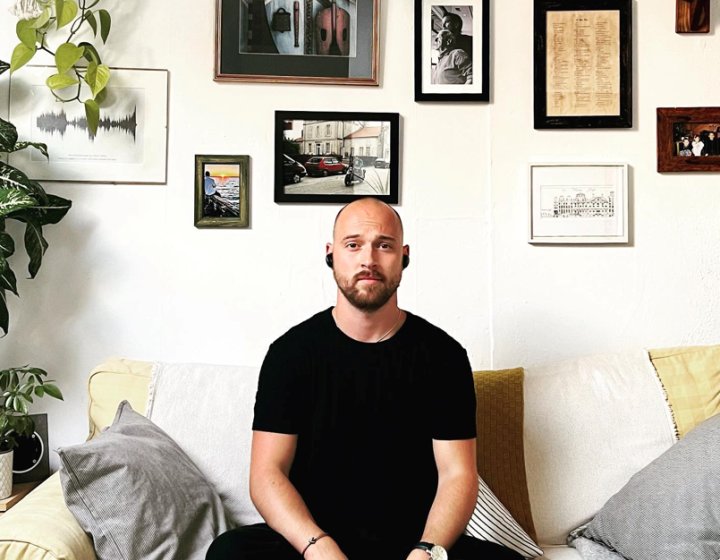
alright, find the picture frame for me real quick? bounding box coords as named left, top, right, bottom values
left=414, top=1, right=489, bottom=102
left=8, top=66, right=169, bottom=184
left=657, top=107, right=720, bottom=172
left=215, top=0, right=379, bottom=85
left=195, top=155, right=250, bottom=228
left=529, top=163, right=629, bottom=244
left=533, top=0, right=632, bottom=129
left=274, top=110, right=399, bottom=204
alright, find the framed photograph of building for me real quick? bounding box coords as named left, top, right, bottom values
left=529, top=163, right=629, bottom=244
left=657, top=107, right=720, bottom=172
left=533, top=0, right=632, bottom=129
left=8, top=66, right=169, bottom=183
left=215, top=0, right=379, bottom=85
left=195, top=154, right=250, bottom=228
left=414, top=1, right=489, bottom=101
left=274, top=110, right=399, bottom=204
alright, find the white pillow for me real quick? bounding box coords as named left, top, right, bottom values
left=465, top=475, right=543, bottom=559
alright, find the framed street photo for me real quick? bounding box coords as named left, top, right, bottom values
left=529, top=163, right=629, bottom=244
left=657, top=107, right=720, bottom=172
left=194, top=155, right=250, bottom=228
left=533, top=0, right=632, bottom=129
left=215, top=0, right=379, bottom=85
left=414, top=1, right=489, bottom=101
left=275, top=110, right=399, bottom=204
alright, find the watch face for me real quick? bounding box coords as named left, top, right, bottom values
left=430, top=545, right=448, bottom=560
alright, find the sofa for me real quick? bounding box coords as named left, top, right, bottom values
left=0, top=344, right=718, bottom=560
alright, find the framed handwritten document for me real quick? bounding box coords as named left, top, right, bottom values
left=534, top=0, right=632, bottom=129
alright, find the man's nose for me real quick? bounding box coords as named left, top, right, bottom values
left=360, top=246, right=377, bottom=268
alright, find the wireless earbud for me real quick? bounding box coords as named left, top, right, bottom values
left=402, top=254, right=410, bottom=269
left=325, top=254, right=334, bottom=268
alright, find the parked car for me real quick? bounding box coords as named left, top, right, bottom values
left=283, top=154, right=307, bottom=184
left=374, top=158, right=390, bottom=168
left=304, top=156, right=348, bottom=177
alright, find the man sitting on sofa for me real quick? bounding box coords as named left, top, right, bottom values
left=206, top=198, right=522, bottom=560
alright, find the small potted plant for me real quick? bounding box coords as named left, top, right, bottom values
left=0, top=366, right=63, bottom=498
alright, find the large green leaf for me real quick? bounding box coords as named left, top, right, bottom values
left=84, top=99, right=100, bottom=136
left=55, top=42, right=84, bottom=74
left=16, top=20, right=37, bottom=50
left=98, top=9, right=111, bottom=43
left=0, top=189, right=36, bottom=218
left=23, top=220, right=48, bottom=279
left=85, top=63, right=109, bottom=98
left=0, top=119, right=18, bottom=153
left=0, top=161, right=36, bottom=193
left=56, top=0, right=78, bottom=29
left=10, top=43, right=36, bottom=72
left=82, top=10, right=98, bottom=36
left=11, top=194, right=72, bottom=226
left=0, top=232, right=15, bottom=259
left=46, top=72, right=79, bottom=91
left=0, top=259, right=18, bottom=297
left=12, top=142, right=48, bottom=160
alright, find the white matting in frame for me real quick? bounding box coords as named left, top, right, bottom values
left=529, top=163, right=629, bottom=244
left=8, top=66, right=168, bottom=184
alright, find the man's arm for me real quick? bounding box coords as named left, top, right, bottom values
left=249, top=430, right=348, bottom=559
left=406, top=438, right=478, bottom=560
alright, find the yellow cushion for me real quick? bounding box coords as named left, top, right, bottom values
left=473, top=367, right=536, bottom=542
left=649, top=345, right=720, bottom=438
left=87, top=358, right=153, bottom=439
left=0, top=473, right=96, bottom=560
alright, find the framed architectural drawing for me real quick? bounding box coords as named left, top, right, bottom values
left=194, top=154, right=250, bottom=228
left=8, top=66, right=169, bottom=184
left=414, top=0, right=490, bottom=101
left=215, top=0, right=379, bottom=85
left=275, top=110, right=399, bottom=204
left=533, top=0, right=632, bottom=129
left=657, top=107, right=720, bottom=172
left=529, top=163, right=629, bottom=244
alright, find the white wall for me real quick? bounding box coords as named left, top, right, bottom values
left=1, top=0, right=719, bottom=465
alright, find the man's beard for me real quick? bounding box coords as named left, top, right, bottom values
left=334, top=270, right=401, bottom=312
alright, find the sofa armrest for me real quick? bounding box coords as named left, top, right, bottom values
left=0, top=472, right=96, bottom=560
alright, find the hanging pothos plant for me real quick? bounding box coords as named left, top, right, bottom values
left=9, top=0, right=113, bottom=135
left=0, top=60, right=72, bottom=336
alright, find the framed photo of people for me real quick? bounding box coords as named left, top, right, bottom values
left=529, top=163, right=629, bottom=244
left=215, top=0, right=379, bottom=85
left=533, top=0, right=632, bottom=129
left=194, top=155, right=250, bottom=228
left=414, top=1, right=489, bottom=102
left=274, top=110, right=399, bottom=204
left=657, top=107, right=720, bottom=172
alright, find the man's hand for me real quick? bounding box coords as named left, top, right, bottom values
left=303, top=536, right=348, bottom=560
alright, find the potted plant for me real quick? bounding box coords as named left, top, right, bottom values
left=0, top=59, right=72, bottom=498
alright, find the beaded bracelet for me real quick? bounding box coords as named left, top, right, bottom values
left=302, top=533, right=329, bottom=557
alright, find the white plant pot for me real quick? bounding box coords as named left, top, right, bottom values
left=0, top=449, right=13, bottom=500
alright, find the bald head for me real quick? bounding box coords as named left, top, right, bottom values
left=333, top=198, right=404, bottom=241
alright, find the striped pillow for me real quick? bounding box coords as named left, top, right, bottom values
left=465, top=475, right=543, bottom=559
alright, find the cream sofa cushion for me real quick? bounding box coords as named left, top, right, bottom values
left=523, top=351, right=677, bottom=545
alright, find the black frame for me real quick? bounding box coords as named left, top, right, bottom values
left=657, top=107, right=720, bottom=173
left=533, top=0, right=632, bottom=129
left=414, top=1, right=490, bottom=102
left=215, top=0, right=379, bottom=85
left=275, top=111, right=400, bottom=204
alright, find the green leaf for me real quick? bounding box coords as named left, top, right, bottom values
left=10, top=43, right=36, bottom=72
left=12, top=142, right=49, bottom=160
left=29, top=9, right=51, bottom=29
left=42, top=383, right=63, bottom=400
left=34, top=385, right=45, bottom=398
left=46, top=72, right=79, bottom=91
left=82, top=10, right=98, bottom=36
left=0, top=161, right=37, bottom=193
left=0, top=119, right=19, bottom=153
left=79, top=42, right=100, bottom=64
left=84, top=99, right=100, bottom=136
left=0, top=289, right=8, bottom=336
left=56, top=0, right=78, bottom=29
left=54, top=0, right=65, bottom=25
left=85, top=63, right=109, bottom=98
left=23, top=220, right=48, bottom=279
left=11, top=194, right=72, bottom=226
left=16, top=20, right=37, bottom=50
left=0, top=264, right=18, bottom=297
left=0, top=189, right=36, bottom=218
left=98, top=9, right=111, bottom=43
left=55, top=42, right=84, bottom=74
left=94, top=87, right=107, bottom=105
left=0, top=60, right=9, bottom=76
left=0, top=232, right=15, bottom=259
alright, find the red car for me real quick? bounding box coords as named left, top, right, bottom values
left=304, top=156, right=348, bottom=177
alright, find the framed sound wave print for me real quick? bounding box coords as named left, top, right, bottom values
left=215, top=0, right=379, bottom=85
left=8, top=67, right=169, bottom=184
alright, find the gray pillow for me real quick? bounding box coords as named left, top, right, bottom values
left=581, top=412, right=720, bottom=560
left=58, top=400, right=229, bottom=560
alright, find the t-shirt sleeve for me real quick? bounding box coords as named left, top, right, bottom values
left=430, top=342, right=477, bottom=440
left=252, top=338, right=304, bottom=434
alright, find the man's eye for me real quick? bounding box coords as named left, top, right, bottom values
left=346, top=242, right=358, bottom=249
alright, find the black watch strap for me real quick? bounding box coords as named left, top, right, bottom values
left=414, top=542, right=434, bottom=554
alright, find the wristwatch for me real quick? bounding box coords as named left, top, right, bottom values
left=413, top=542, right=448, bottom=560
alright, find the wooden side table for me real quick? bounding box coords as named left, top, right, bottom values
left=0, top=481, right=42, bottom=515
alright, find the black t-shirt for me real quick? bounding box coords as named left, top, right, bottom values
left=253, top=308, right=476, bottom=553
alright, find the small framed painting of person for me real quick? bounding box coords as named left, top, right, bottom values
left=414, top=1, right=489, bottom=102
left=194, top=155, right=250, bottom=228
